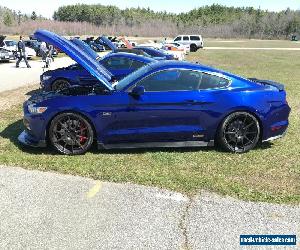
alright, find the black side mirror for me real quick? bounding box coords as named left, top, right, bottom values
left=130, top=86, right=145, bottom=97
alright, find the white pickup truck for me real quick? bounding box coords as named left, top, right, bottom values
left=174, top=35, right=204, bottom=52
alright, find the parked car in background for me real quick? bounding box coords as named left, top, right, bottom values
left=163, top=42, right=190, bottom=54
left=0, top=47, right=11, bottom=62
left=98, top=36, right=174, bottom=60
left=0, top=36, right=36, bottom=59
left=20, top=30, right=291, bottom=155
left=115, top=37, right=138, bottom=48
left=40, top=36, right=155, bottom=91
left=24, top=40, right=41, bottom=56
left=84, top=39, right=105, bottom=52
left=133, top=47, right=175, bottom=60
left=174, top=35, right=204, bottom=52
left=0, top=35, right=15, bottom=60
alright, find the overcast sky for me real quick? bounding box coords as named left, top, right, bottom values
left=2, top=0, right=300, bottom=18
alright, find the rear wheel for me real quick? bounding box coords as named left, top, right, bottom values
left=52, top=79, right=70, bottom=91
left=190, top=44, right=197, bottom=52
left=49, top=113, right=94, bottom=155
left=217, top=112, right=260, bottom=153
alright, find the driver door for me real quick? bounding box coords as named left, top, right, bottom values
left=124, top=69, right=214, bottom=143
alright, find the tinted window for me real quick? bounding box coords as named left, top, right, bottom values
left=5, top=41, right=17, bottom=46
left=199, top=73, right=229, bottom=89
left=130, top=60, right=145, bottom=70
left=102, top=57, right=133, bottom=70
left=134, top=70, right=202, bottom=91
left=183, top=36, right=189, bottom=41
left=174, top=36, right=181, bottom=41
left=190, top=36, right=200, bottom=41
left=116, top=64, right=152, bottom=91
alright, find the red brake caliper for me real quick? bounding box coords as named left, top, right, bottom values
left=79, top=123, right=88, bottom=144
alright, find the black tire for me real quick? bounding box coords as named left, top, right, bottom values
left=190, top=44, right=198, bottom=52
left=52, top=79, right=70, bottom=91
left=120, top=44, right=126, bottom=48
left=217, top=112, right=260, bottom=153
left=49, top=112, right=94, bottom=155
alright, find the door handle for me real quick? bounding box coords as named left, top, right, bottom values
left=185, top=100, right=210, bottom=105
left=185, top=99, right=198, bottom=103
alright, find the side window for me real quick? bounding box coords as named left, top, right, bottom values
left=134, top=70, right=202, bottom=92
left=102, top=57, right=133, bottom=70
left=183, top=36, right=189, bottom=41
left=130, top=60, right=145, bottom=70
left=199, top=73, right=229, bottom=89
left=174, top=36, right=181, bottom=41
left=190, top=36, right=200, bottom=41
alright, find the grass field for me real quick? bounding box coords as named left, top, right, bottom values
left=204, top=39, right=300, bottom=48
left=0, top=47, right=299, bottom=204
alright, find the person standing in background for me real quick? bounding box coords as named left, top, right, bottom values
left=16, top=36, right=31, bottom=68
left=48, top=44, right=54, bottom=62
left=40, top=41, right=49, bottom=68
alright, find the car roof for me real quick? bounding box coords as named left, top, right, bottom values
left=102, top=52, right=155, bottom=63
left=135, top=46, right=159, bottom=51
left=176, top=35, right=202, bottom=36
left=147, top=60, right=241, bottom=80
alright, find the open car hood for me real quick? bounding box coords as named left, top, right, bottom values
left=34, top=30, right=113, bottom=91
left=70, top=38, right=112, bottom=81
left=0, top=35, right=6, bottom=46
left=70, top=38, right=100, bottom=60
left=95, top=36, right=118, bottom=52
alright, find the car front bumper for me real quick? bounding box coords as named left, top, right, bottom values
left=0, top=54, right=10, bottom=60
left=18, top=130, right=47, bottom=148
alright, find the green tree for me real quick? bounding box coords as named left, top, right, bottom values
left=3, top=12, right=13, bottom=26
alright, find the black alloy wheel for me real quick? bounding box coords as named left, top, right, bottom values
left=218, top=112, right=260, bottom=153
left=49, top=113, right=94, bottom=155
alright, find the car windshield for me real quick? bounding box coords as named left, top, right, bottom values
left=115, top=63, right=153, bottom=91
left=5, top=41, right=17, bottom=46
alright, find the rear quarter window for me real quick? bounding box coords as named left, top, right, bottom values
left=190, top=36, right=201, bottom=41
left=199, top=73, right=229, bottom=90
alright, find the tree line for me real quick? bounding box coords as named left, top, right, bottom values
left=1, top=4, right=299, bottom=38
left=52, top=4, right=300, bottom=38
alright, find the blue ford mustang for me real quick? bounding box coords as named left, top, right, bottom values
left=40, top=38, right=155, bottom=91
left=18, top=30, right=291, bottom=155
left=98, top=36, right=175, bottom=60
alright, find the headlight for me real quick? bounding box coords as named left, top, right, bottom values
left=28, top=104, right=47, bottom=114
left=42, top=75, right=52, bottom=81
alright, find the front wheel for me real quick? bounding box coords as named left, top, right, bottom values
left=49, top=113, right=94, bottom=155
left=217, top=112, right=260, bottom=153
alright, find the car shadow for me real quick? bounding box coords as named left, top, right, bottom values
left=0, top=119, right=57, bottom=155
left=95, top=145, right=215, bottom=155
left=1, top=119, right=273, bottom=156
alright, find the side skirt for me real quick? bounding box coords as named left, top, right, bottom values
left=98, top=140, right=214, bottom=150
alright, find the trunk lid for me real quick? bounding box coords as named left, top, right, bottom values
left=248, top=78, right=284, bottom=91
